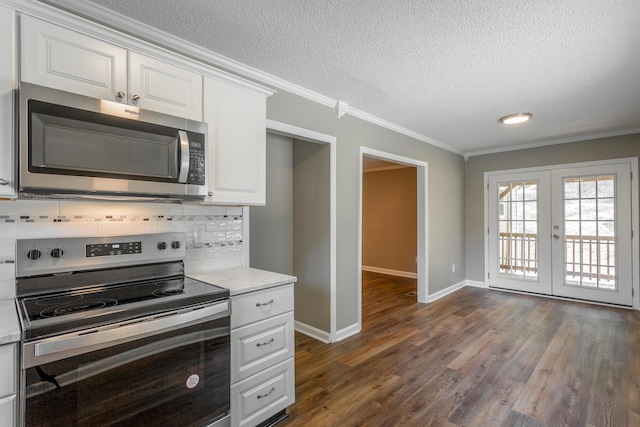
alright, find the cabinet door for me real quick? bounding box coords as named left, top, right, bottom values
left=0, top=344, right=15, bottom=398
left=0, top=395, right=15, bottom=427
left=0, top=5, right=15, bottom=197
left=21, top=15, right=127, bottom=101
left=203, top=77, right=267, bottom=205
left=129, top=52, right=202, bottom=120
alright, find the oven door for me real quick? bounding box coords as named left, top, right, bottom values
left=20, top=302, right=230, bottom=427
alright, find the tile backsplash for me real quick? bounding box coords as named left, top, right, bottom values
left=0, top=200, right=246, bottom=298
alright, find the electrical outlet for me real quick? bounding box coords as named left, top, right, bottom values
left=452, top=264, right=456, bottom=273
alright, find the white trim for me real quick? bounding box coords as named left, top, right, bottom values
left=348, top=109, right=461, bottom=155
left=465, top=128, right=640, bottom=159
left=358, top=147, right=429, bottom=336
left=334, top=323, right=360, bottom=342
left=484, top=157, right=640, bottom=309
left=465, top=280, right=488, bottom=289
left=266, top=120, right=338, bottom=342
left=266, top=119, right=336, bottom=145
left=631, top=159, right=639, bottom=310
left=362, top=265, right=417, bottom=279
left=427, top=280, right=466, bottom=303
left=19, top=0, right=461, bottom=155
left=294, top=320, right=331, bottom=344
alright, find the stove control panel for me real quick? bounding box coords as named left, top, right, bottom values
left=16, top=233, right=187, bottom=277
left=86, top=241, right=142, bottom=257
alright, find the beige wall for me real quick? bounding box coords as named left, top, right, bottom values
left=465, top=133, right=640, bottom=282
left=362, top=166, right=417, bottom=274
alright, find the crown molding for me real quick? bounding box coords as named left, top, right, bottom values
left=26, top=0, right=461, bottom=156
left=464, top=127, right=640, bottom=160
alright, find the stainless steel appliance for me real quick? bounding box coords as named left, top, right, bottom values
left=15, top=233, right=230, bottom=427
left=18, top=83, right=207, bottom=201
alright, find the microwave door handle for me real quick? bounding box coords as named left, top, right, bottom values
left=178, top=130, right=190, bottom=183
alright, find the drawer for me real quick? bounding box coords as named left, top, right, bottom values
left=231, top=357, right=295, bottom=427
left=232, top=311, right=294, bottom=383
left=231, top=283, right=294, bottom=328
left=0, top=344, right=15, bottom=398
left=0, top=394, right=15, bottom=427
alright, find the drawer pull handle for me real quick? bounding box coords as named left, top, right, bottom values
left=256, top=338, right=275, bottom=347
left=257, top=387, right=275, bottom=399
left=256, top=299, right=274, bottom=307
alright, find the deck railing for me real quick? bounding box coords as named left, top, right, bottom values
left=499, top=232, right=615, bottom=281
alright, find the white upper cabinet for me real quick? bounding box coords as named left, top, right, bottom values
left=0, top=5, right=15, bottom=198
left=21, top=16, right=202, bottom=120
left=203, top=77, right=268, bottom=206
left=21, top=15, right=127, bottom=102
left=128, top=52, right=202, bottom=120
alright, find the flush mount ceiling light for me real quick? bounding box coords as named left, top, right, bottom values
left=499, top=112, right=533, bottom=125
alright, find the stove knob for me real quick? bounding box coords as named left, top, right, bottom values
left=26, top=249, right=42, bottom=260
left=171, top=241, right=181, bottom=249
left=157, top=241, right=167, bottom=250
left=50, top=248, right=64, bottom=259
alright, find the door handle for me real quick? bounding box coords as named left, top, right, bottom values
left=553, top=234, right=560, bottom=240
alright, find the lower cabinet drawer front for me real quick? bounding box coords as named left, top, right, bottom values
left=231, top=357, right=295, bottom=427
left=232, top=311, right=294, bottom=383
left=0, top=344, right=15, bottom=398
left=0, top=394, right=15, bottom=427
left=231, top=284, right=294, bottom=329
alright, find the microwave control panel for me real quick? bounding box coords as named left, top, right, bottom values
left=188, top=135, right=206, bottom=185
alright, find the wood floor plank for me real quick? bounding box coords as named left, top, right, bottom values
left=279, top=273, right=640, bottom=426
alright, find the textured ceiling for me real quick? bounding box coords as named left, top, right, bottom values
left=63, top=0, right=640, bottom=154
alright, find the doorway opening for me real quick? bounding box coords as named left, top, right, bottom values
left=251, top=120, right=337, bottom=343
left=358, top=147, right=428, bottom=333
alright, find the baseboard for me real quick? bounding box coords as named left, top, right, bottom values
left=294, top=320, right=331, bottom=344
left=427, top=280, right=467, bottom=303
left=362, top=265, right=417, bottom=279
left=465, top=279, right=488, bottom=289
left=333, top=323, right=360, bottom=342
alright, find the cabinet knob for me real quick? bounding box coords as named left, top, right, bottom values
left=116, top=91, right=126, bottom=101
left=0, top=178, right=8, bottom=185
left=131, top=94, right=141, bottom=103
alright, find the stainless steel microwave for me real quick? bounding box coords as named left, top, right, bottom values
left=18, top=83, right=207, bottom=201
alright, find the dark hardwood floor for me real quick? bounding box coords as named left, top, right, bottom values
left=280, top=271, right=640, bottom=426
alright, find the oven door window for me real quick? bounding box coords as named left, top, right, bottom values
left=24, top=317, right=230, bottom=427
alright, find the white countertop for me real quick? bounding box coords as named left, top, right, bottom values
left=0, top=299, right=20, bottom=345
left=188, top=267, right=296, bottom=296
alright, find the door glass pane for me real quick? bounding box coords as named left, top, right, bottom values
left=498, top=181, right=538, bottom=281
left=563, top=175, right=617, bottom=290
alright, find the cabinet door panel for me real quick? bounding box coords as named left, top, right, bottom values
left=129, top=52, right=202, bottom=120
left=0, top=344, right=15, bottom=398
left=21, top=15, right=127, bottom=101
left=204, top=77, right=266, bottom=205
left=0, top=395, right=15, bottom=427
left=0, top=5, right=15, bottom=197
left=231, top=312, right=294, bottom=382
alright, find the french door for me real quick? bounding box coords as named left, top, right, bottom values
left=488, top=161, right=633, bottom=306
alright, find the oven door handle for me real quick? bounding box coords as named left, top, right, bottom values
left=25, top=301, right=229, bottom=368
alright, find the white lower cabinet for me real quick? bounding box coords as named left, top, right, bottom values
left=230, top=284, right=295, bottom=427
left=231, top=358, right=295, bottom=427
left=0, top=343, right=16, bottom=427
